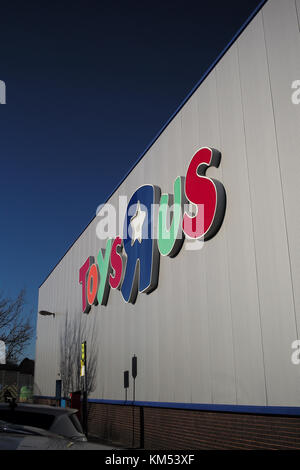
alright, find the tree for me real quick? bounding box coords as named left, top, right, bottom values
left=0, top=289, right=33, bottom=363
left=60, top=312, right=98, bottom=397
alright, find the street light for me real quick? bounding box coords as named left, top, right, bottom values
left=39, top=310, right=55, bottom=318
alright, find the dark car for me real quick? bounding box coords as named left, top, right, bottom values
left=0, top=403, right=86, bottom=442
left=0, top=420, right=117, bottom=450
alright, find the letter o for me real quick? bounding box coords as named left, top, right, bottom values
left=87, top=263, right=99, bottom=306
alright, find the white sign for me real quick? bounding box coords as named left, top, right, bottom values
left=0, top=81, right=6, bottom=104
left=0, top=341, right=6, bottom=364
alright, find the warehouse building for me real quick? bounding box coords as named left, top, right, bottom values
left=35, top=0, right=300, bottom=449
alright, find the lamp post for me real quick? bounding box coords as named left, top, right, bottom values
left=39, top=310, right=55, bottom=318
left=39, top=310, right=61, bottom=408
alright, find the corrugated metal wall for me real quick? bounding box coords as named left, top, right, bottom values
left=35, top=0, right=300, bottom=407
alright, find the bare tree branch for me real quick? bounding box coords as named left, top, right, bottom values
left=0, top=289, right=33, bottom=363
left=60, top=312, right=98, bottom=397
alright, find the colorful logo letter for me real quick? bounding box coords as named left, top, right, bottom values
left=183, top=147, right=226, bottom=240
left=79, top=256, right=94, bottom=313
left=97, top=238, right=113, bottom=305
left=121, top=185, right=161, bottom=303
left=109, top=236, right=124, bottom=290
left=158, top=176, right=185, bottom=257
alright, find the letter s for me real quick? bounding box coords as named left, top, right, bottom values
left=109, top=236, right=124, bottom=290
left=182, top=147, right=226, bottom=240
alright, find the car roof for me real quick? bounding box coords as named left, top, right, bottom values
left=0, top=403, right=77, bottom=416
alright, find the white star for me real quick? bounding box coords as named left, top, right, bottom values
left=130, top=200, right=146, bottom=246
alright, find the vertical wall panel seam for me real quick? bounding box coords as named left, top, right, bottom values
left=295, top=0, right=300, bottom=31
left=214, top=68, right=238, bottom=405
left=191, top=99, right=213, bottom=406
left=178, top=112, right=194, bottom=405
left=192, top=103, right=214, bottom=406
left=236, top=32, right=268, bottom=406
left=261, top=7, right=299, bottom=340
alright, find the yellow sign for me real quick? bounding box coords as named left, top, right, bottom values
left=80, top=342, right=86, bottom=377
left=0, top=384, right=18, bottom=402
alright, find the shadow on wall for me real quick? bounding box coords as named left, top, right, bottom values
left=59, top=312, right=98, bottom=399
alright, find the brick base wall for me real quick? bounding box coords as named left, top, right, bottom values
left=88, top=403, right=140, bottom=448
left=34, top=397, right=56, bottom=406
left=87, top=403, right=300, bottom=450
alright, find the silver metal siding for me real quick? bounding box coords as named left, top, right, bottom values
left=35, top=0, right=300, bottom=407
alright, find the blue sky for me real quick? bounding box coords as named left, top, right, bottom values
left=0, top=0, right=264, bottom=359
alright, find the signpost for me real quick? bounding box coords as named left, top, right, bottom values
left=131, top=355, right=138, bottom=448
left=55, top=379, right=62, bottom=406
left=124, top=370, right=129, bottom=401
left=132, top=355, right=137, bottom=402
